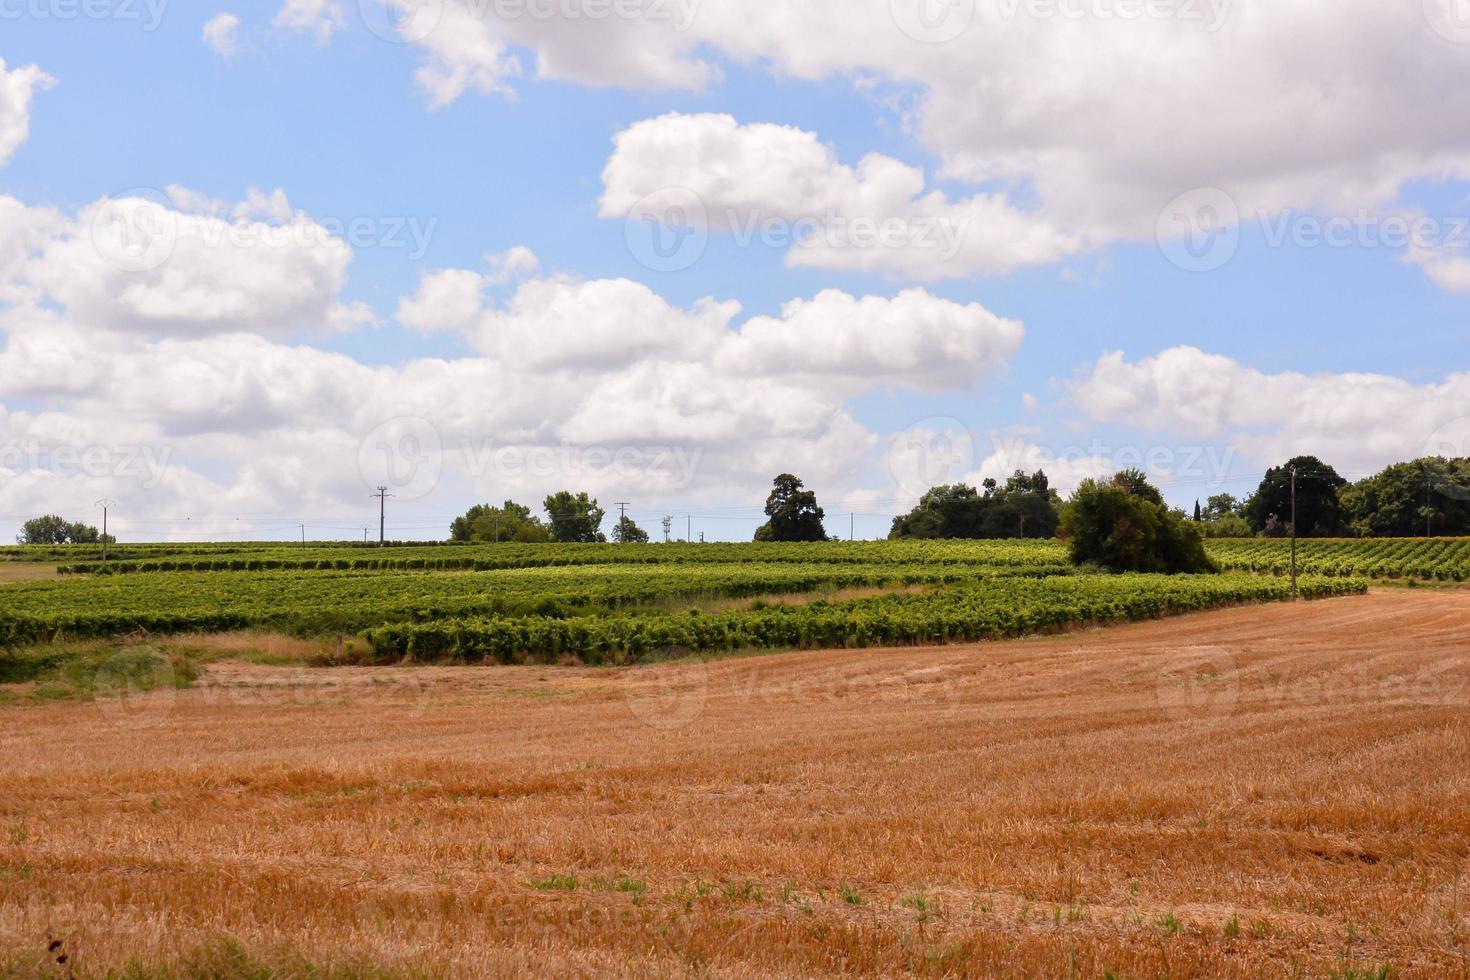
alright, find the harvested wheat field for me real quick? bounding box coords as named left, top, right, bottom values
left=2, top=589, right=1469, bottom=978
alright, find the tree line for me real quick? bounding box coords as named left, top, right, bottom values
left=15, top=515, right=113, bottom=546
left=888, top=454, right=1470, bottom=541
left=19, top=452, right=1465, bottom=548
left=1188, top=455, right=1470, bottom=538
left=450, top=492, right=648, bottom=544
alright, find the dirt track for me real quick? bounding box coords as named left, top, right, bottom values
left=3, top=590, right=1470, bottom=977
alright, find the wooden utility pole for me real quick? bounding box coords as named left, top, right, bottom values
left=95, top=498, right=116, bottom=563
left=1426, top=464, right=1434, bottom=538
left=1290, top=465, right=1298, bottom=600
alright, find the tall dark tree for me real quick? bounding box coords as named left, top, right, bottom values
left=996, top=470, right=1062, bottom=539
left=611, top=514, right=650, bottom=544
left=543, top=491, right=607, bottom=543
left=1193, top=500, right=1203, bottom=522
left=1244, top=456, right=1347, bottom=537
left=754, top=474, right=828, bottom=542
left=889, top=470, right=1060, bottom=540
left=890, top=484, right=982, bottom=539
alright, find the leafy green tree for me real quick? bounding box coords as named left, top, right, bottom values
left=1341, top=457, right=1470, bottom=537
left=543, top=491, right=606, bottom=543
left=449, top=501, right=550, bottom=543
left=17, top=515, right=105, bottom=545
left=889, top=470, right=1060, bottom=540
left=994, top=470, right=1062, bottom=539
left=1060, top=472, right=1216, bottom=573
left=612, top=514, right=650, bottom=543
left=1205, top=493, right=1243, bottom=520
left=753, top=474, right=828, bottom=542
left=1112, top=468, right=1165, bottom=506
left=1244, top=457, right=1346, bottom=537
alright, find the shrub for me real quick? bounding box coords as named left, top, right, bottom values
left=1061, top=473, right=1217, bottom=574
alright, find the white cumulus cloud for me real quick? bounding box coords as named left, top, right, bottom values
left=203, top=13, right=242, bottom=59
left=0, top=59, right=54, bottom=167
left=381, top=0, right=1470, bottom=287
left=601, top=112, right=1082, bottom=279
left=274, top=0, right=345, bottom=43
left=1071, top=346, right=1470, bottom=475
left=3, top=190, right=362, bottom=340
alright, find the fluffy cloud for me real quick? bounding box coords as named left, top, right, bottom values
left=716, top=288, right=1023, bottom=391
left=2, top=190, right=362, bottom=339
left=274, top=0, right=345, bottom=43
left=381, top=1, right=1470, bottom=273
left=399, top=265, right=1021, bottom=390
left=0, top=197, right=62, bottom=300
left=203, top=13, right=242, bottom=58
left=702, top=1, right=1470, bottom=241
left=0, top=59, right=53, bottom=167
left=1, top=223, right=1026, bottom=533
left=395, top=247, right=540, bottom=333
left=1406, top=239, right=1470, bottom=294
left=375, top=0, right=711, bottom=108
left=1072, top=346, right=1470, bottom=474
left=601, top=113, right=1081, bottom=278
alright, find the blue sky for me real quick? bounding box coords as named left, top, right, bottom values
left=2, top=1, right=1469, bottom=540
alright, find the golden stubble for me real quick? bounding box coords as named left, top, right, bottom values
left=2, top=590, right=1469, bottom=977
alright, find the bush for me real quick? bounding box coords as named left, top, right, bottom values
left=1199, top=514, right=1251, bottom=538
left=1061, top=474, right=1217, bottom=574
